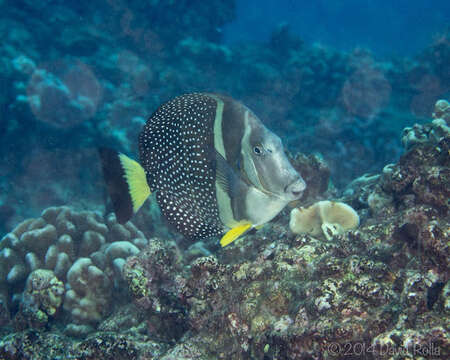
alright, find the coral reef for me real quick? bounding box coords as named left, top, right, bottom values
left=112, top=101, right=450, bottom=357
left=0, top=102, right=448, bottom=360
left=64, top=257, right=112, bottom=336
left=16, top=269, right=64, bottom=329
left=0, top=328, right=166, bottom=360
left=288, top=152, right=331, bottom=204
left=0, top=0, right=449, bottom=356
left=402, top=99, right=450, bottom=150
left=23, top=64, right=101, bottom=128
left=54, top=101, right=443, bottom=358
left=0, top=206, right=148, bottom=337
left=122, top=237, right=188, bottom=342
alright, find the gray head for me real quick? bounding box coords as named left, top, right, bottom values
left=240, top=112, right=306, bottom=202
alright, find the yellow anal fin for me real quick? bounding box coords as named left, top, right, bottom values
left=220, top=221, right=252, bottom=247
left=119, top=153, right=151, bottom=213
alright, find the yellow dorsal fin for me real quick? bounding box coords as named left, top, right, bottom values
left=119, top=153, right=151, bottom=213
left=220, top=221, right=252, bottom=247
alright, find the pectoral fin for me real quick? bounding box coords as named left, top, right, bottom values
left=215, top=150, right=248, bottom=198
left=220, top=221, right=252, bottom=247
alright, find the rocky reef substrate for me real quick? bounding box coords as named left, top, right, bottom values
left=0, top=101, right=448, bottom=359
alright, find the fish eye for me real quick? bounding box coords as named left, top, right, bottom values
left=253, top=146, right=263, bottom=155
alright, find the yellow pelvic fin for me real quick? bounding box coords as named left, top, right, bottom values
left=119, top=153, right=151, bottom=213
left=220, top=221, right=252, bottom=247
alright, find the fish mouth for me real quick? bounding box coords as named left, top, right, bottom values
left=253, top=177, right=306, bottom=201
left=283, top=177, right=306, bottom=200
left=257, top=182, right=304, bottom=201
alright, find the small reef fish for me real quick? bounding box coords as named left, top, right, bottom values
left=99, top=93, right=306, bottom=246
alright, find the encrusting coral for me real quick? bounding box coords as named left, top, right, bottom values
left=122, top=237, right=188, bottom=342
left=16, top=269, right=65, bottom=328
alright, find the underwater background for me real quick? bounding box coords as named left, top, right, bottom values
left=0, top=0, right=449, bottom=359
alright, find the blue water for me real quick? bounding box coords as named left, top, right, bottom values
left=226, top=0, right=450, bottom=56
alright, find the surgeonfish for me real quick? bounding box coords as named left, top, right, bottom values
left=99, top=93, right=306, bottom=246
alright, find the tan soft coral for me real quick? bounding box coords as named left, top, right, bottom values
left=289, top=201, right=359, bottom=240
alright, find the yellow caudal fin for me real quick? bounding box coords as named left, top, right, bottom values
left=220, top=221, right=252, bottom=247
left=118, top=153, right=151, bottom=213
left=98, top=148, right=151, bottom=224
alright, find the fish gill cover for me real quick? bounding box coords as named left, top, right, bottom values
left=0, top=0, right=449, bottom=359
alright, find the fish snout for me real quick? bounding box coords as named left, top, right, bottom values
left=285, top=177, right=306, bottom=199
